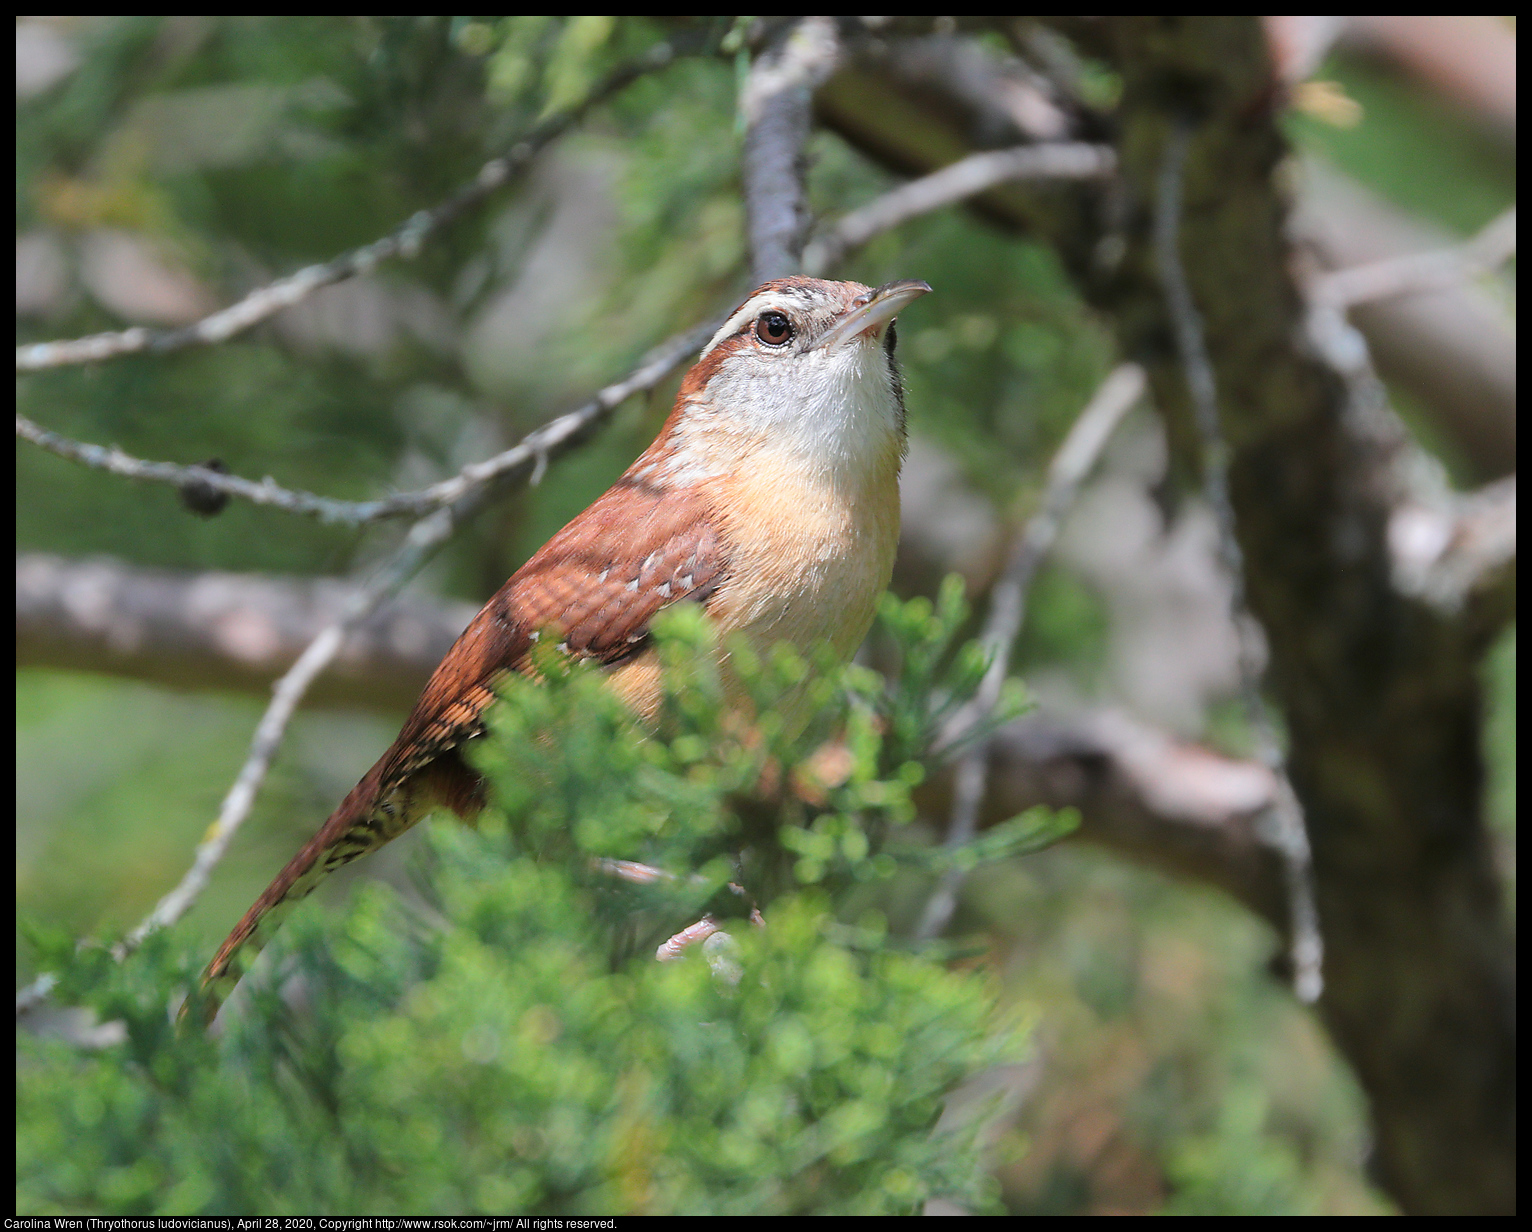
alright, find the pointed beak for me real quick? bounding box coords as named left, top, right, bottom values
left=815, top=279, right=932, bottom=351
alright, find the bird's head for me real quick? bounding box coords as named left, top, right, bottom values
left=665, top=277, right=932, bottom=481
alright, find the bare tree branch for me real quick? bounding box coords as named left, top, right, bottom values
left=917, top=363, right=1145, bottom=940
left=1388, top=475, right=1517, bottom=618
left=979, top=709, right=1286, bottom=931
left=742, top=17, right=843, bottom=283
left=1313, top=206, right=1516, bottom=310
left=16, top=552, right=475, bottom=710
left=17, top=321, right=717, bottom=525
left=15, top=36, right=694, bottom=374
left=802, top=141, right=1115, bottom=276
left=1292, top=164, right=1515, bottom=481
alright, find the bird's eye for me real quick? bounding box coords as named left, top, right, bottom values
left=755, top=311, right=793, bottom=346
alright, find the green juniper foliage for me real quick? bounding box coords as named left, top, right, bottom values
left=18, top=589, right=1073, bottom=1216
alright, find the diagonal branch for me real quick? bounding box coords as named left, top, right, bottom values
left=1312, top=205, right=1516, bottom=310
left=15, top=36, right=696, bottom=374
left=916, top=363, right=1145, bottom=941
left=803, top=142, right=1115, bottom=276
left=17, top=321, right=717, bottom=525
left=981, top=709, right=1286, bottom=930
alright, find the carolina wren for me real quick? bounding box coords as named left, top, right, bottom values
left=201, top=276, right=931, bottom=1006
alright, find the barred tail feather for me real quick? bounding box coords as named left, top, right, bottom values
left=193, top=762, right=413, bottom=1024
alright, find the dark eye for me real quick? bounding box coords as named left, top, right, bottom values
left=755, top=311, right=792, bottom=346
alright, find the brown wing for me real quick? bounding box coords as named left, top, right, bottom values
left=196, top=474, right=728, bottom=1012
left=380, top=473, right=727, bottom=785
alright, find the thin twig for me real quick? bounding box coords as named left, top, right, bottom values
left=1155, top=121, right=1323, bottom=1004
left=15, top=37, right=693, bottom=374
left=916, top=363, right=1144, bottom=942
left=1313, top=205, right=1516, bottom=310
left=114, top=530, right=443, bottom=958
left=16, top=322, right=718, bottom=525
left=16, top=415, right=401, bottom=524
left=803, top=142, right=1116, bottom=276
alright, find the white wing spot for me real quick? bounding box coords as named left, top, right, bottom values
left=679, top=574, right=693, bottom=590
left=657, top=582, right=671, bottom=598
left=626, top=579, right=639, bottom=593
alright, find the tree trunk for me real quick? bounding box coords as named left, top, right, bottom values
left=819, top=15, right=1515, bottom=1214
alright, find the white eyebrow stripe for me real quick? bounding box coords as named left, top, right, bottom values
left=700, top=291, right=818, bottom=358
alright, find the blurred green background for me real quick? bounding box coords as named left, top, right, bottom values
left=17, top=17, right=1514, bottom=1215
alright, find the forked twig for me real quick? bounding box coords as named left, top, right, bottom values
left=16, top=320, right=717, bottom=527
